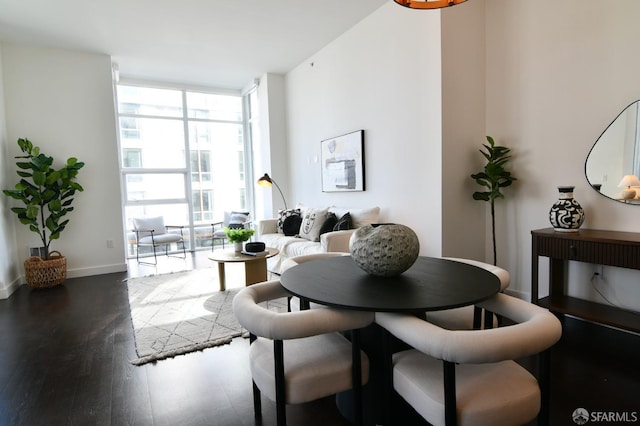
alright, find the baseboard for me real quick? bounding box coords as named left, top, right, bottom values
left=67, top=263, right=128, bottom=278
left=0, top=276, right=24, bottom=300
left=0, top=263, right=128, bottom=300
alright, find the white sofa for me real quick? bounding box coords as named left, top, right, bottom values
left=257, top=206, right=380, bottom=274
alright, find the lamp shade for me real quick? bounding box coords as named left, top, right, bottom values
left=617, top=174, right=640, bottom=188
left=257, top=173, right=273, bottom=187
left=393, top=0, right=468, bottom=9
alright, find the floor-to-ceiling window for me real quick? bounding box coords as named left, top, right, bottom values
left=115, top=83, right=252, bottom=258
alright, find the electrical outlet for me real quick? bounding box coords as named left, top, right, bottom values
left=591, top=266, right=605, bottom=283
left=106, top=239, right=114, bottom=249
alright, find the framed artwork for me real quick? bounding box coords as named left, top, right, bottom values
left=321, top=130, right=365, bottom=192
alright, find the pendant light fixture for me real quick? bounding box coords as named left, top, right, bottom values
left=393, top=0, right=468, bottom=9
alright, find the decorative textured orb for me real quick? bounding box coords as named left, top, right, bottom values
left=349, top=223, right=420, bottom=277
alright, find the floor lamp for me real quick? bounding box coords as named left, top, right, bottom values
left=257, top=173, right=288, bottom=210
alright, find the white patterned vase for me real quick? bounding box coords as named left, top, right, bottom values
left=234, top=242, right=243, bottom=252
left=349, top=223, right=420, bottom=277
left=549, top=186, right=585, bottom=232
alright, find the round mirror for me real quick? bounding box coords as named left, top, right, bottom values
left=585, top=100, right=640, bottom=204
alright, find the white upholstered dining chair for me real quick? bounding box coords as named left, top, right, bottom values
left=280, top=252, right=350, bottom=311
left=424, top=257, right=510, bottom=330
left=232, top=280, right=374, bottom=426
left=375, top=293, right=562, bottom=426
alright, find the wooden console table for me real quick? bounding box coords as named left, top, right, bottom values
left=531, top=228, right=640, bottom=333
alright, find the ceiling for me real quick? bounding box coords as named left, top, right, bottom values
left=0, top=0, right=388, bottom=90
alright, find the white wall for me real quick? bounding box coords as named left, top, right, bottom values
left=254, top=73, right=289, bottom=220
left=0, top=45, right=21, bottom=298
left=286, top=2, right=446, bottom=256
left=486, top=0, right=640, bottom=308
left=284, top=0, right=640, bottom=311
left=441, top=0, right=488, bottom=261
left=1, top=43, right=126, bottom=294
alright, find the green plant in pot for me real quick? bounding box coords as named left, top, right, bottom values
left=2, top=138, right=85, bottom=287
left=471, top=136, right=516, bottom=266
left=224, top=227, right=255, bottom=252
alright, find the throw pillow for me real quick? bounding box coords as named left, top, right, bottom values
left=228, top=211, right=250, bottom=229
left=277, top=209, right=301, bottom=233
left=298, top=208, right=329, bottom=242
left=319, top=213, right=338, bottom=236
left=333, top=212, right=353, bottom=231
left=282, top=215, right=303, bottom=236
left=329, top=206, right=380, bottom=228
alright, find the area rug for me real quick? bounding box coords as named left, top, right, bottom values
left=125, top=268, right=286, bottom=365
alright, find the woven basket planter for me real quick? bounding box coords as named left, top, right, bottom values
left=24, top=250, right=67, bottom=288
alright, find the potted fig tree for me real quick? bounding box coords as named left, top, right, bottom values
left=470, top=136, right=517, bottom=266
left=2, top=138, right=85, bottom=288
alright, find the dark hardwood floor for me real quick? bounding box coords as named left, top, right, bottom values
left=0, top=252, right=638, bottom=426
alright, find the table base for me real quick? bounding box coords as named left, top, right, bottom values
left=217, top=257, right=269, bottom=291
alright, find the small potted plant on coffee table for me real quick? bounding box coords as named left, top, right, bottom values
left=224, top=227, right=255, bottom=252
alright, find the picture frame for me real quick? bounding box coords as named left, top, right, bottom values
left=321, top=130, right=365, bottom=192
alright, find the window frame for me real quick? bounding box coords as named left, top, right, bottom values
left=115, top=79, right=254, bottom=257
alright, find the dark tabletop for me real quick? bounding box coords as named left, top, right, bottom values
left=280, top=256, right=501, bottom=313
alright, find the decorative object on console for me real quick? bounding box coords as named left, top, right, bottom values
left=393, top=0, right=468, bottom=9
left=257, top=173, right=288, bottom=209
left=321, top=130, right=365, bottom=192
left=617, top=175, right=640, bottom=200
left=549, top=186, right=585, bottom=232
left=349, top=223, right=419, bottom=277
left=224, top=227, right=255, bottom=252
left=471, top=135, right=517, bottom=266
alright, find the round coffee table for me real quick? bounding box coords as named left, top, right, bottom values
left=208, top=248, right=279, bottom=291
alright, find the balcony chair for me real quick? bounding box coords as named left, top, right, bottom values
left=232, top=280, right=373, bottom=426
left=424, top=258, right=510, bottom=330
left=132, top=216, right=186, bottom=265
left=210, top=210, right=251, bottom=250
left=375, top=292, right=562, bottom=426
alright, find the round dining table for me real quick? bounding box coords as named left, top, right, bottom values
left=280, top=255, right=501, bottom=313
left=280, top=255, right=502, bottom=425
